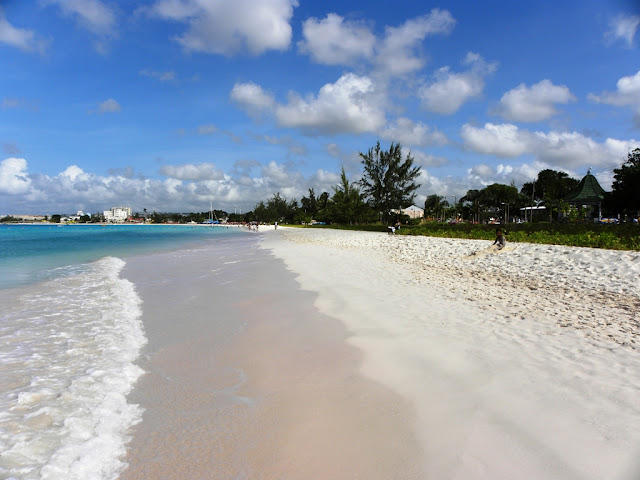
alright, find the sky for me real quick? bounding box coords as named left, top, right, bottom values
left=1, top=0, right=639, bottom=215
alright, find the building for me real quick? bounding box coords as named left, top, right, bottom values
left=564, top=169, right=607, bottom=220
left=401, top=205, right=424, bottom=219
left=104, top=206, right=131, bottom=223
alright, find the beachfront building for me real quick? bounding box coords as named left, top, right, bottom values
left=104, top=206, right=131, bottom=223
left=397, top=205, right=424, bottom=219
left=564, top=169, right=607, bottom=221
left=3, top=214, right=47, bottom=222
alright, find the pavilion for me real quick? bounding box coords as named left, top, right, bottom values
left=564, top=169, right=607, bottom=220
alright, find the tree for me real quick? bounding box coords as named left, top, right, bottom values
left=521, top=169, right=579, bottom=204
left=317, top=191, right=329, bottom=210
left=325, top=168, right=375, bottom=224
left=605, top=148, right=640, bottom=219
left=300, top=188, right=318, bottom=217
left=460, top=190, right=482, bottom=223
left=359, top=141, right=421, bottom=224
left=424, top=194, right=447, bottom=221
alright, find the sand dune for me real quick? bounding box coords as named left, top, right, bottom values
left=262, top=227, right=640, bottom=479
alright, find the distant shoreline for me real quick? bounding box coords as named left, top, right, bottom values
left=0, top=222, right=250, bottom=227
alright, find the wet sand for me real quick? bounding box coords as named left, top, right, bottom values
left=119, top=233, right=421, bottom=479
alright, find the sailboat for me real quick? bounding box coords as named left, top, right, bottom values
left=203, top=201, right=220, bottom=224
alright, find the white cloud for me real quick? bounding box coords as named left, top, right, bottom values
left=375, top=8, right=456, bottom=76
left=530, top=131, right=633, bottom=169
left=496, top=80, right=576, bottom=122
left=160, top=163, right=224, bottom=180
left=588, top=70, right=640, bottom=123
left=298, top=13, right=375, bottom=65
left=96, top=98, right=122, bottom=114
left=274, top=73, right=386, bottom=135
left=461, top=122, right=639, bottom=170
left=461, top=123, right=528, bottom=158
left=464, top=161, right=542, bottom=189
left=44, top=0, right=117, bottom=35
left=60, top=165, right=86, bottom=181
left=297, top=9, right=455, bottom=77
left=230, top=82, right=276, bottom=117
left=605, top=14, right=640, bottom=47
left=1, top=156, right=327, bottom=214
left=0, top=8, right=47, bottom=54
left=419, top=52, right=496, bottom=114
left=146, top=0, right=298, bottom=56
left=379, top=117, right=448, bottom=147
left=0, top=158, right=31, bottom=195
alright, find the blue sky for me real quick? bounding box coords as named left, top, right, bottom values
left=1, top=0, right=639, bottom=215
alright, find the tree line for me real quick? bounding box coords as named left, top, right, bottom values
left=240, top=145, right=639, bottom=225
left=14, top=145, right=636, bottom=225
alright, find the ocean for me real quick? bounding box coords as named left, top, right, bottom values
left=0, top=224, right=250, bottom=480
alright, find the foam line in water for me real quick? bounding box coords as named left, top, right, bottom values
left=0, top=257, right=147, bottom=480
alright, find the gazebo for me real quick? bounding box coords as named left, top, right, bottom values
left=564, top=169, right=607, bottom=220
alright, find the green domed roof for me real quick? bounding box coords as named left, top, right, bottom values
left=564, top=171, right=606, bottom=204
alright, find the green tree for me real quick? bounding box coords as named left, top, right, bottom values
left=149, top=211, right=167, bottom=223
left=317, top=191, right=329, bottom=210
left=50, top=214, right=61, bottom=223
left=253, top=201, right=268, bottom=222
left=424, top=194, right=448, bottom=221
left=460, top=189, right=483, bottom=223
left=326, top=168, right=375, bottom=224
left=478, top=183, right=523, bottom=222
left=521, top=169, right=579, bottom=220
left=605, top=148, right=640, bottom=219
left=359, top=141, right=421, bottom=224
left=300, top=188, right=318, bottom=217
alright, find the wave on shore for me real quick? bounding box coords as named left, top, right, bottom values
left=0, top=257, right=146, bottom=480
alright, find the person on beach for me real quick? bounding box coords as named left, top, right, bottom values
left=274, top=221, right=278, bottom=230
left=493, top=229, right=506, bottom=250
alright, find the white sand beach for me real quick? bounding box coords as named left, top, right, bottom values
left=120, top=227, right=640, bottom=479
left=261, top=227, right=640, bottom=479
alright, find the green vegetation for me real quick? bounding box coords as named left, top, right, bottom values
left=605, top=147, right=640, bottom=220
left=359, top=141, right=421, bottom=223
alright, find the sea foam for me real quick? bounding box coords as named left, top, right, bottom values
left=0, top=257, right=146, bottom=480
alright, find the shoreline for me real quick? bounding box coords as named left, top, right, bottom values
left=119, top=231, right=421, bottom=479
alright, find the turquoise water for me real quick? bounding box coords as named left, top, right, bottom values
left=0, top=224, right=246, bottom=290
left=0, top=223, right=252, bottom=479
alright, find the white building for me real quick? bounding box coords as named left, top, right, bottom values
left=401, top=205, right=424, bottom=219
left=104, top=206, right=131, bottom=223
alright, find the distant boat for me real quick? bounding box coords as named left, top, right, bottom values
left=202, top=202, right=220, bottom=224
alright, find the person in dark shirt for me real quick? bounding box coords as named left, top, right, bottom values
left=493, top=229, right=506, bottom=250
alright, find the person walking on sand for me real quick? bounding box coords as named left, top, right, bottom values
left=274, top=221, right=278, bottom=230
left=493, top=229, right=506, bottom=250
